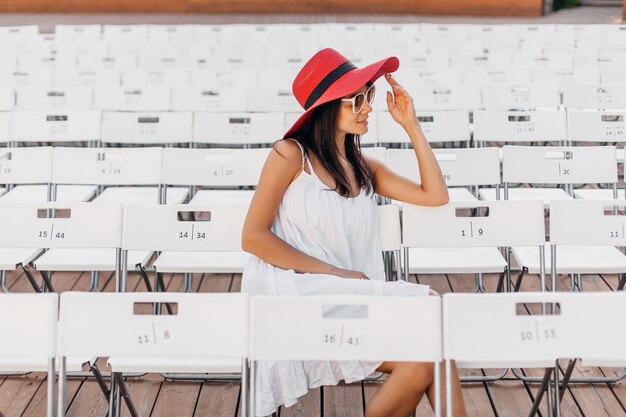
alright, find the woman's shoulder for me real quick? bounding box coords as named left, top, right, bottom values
left=272, top=138, right=305, bottom=166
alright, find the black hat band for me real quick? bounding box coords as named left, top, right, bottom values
left=303, top=61, right=357, bottom=110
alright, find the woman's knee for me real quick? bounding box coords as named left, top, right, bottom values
left=395, top=362, right=435, bottom=391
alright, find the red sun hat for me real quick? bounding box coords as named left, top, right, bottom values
left=283, top=48, right=399, bottom=139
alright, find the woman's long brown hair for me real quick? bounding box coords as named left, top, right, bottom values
left=287, top=98, right=375, bottom=198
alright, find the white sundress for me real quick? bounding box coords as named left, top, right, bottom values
left=241, top=140, right=430, bottom=417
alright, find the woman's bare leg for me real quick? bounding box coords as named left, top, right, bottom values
left=365, top=361, right=467, bottom=417
left=426, top=361, right=467, bottom=417
left=365, top=361, right=434, bottom=417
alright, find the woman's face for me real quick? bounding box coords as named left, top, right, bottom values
left=336, top=84, right=373, bottom=137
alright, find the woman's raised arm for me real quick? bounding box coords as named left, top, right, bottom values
left=368, top=73, right=449, bottom=207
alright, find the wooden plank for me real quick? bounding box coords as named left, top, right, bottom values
left=0, top=373, right=46, bottom=417
left=280, top=388, right=322, bottom=417
left=21, top=377, right=85, bottom=417
left=322, top=382, right=363, bottom=417
left=415, top=0, right=544, bottom=16
left=151, top=381, right=201, bottom=417
left=194, top=381, right=240, bottom=417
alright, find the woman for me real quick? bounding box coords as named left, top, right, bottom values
left=242, top=48, right=467, bottom=417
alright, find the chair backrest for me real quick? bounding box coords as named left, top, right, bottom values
left=9, top=110, right=101, bottom=143
left=600, top=67, right=626, bottom=84
left=247, top=87, right=301, bottom=112
left=15, top=86, right=94, bottom=110
left=0, top=202, right=123, bottom=249
left=0, top=146, right=53, bottom=185
left=59, top=292, right=249, bottom=358
left=52, top=147, right=163, bottom=185
left=461, top=67, right=531, bottom=84
left=550, top=199, right=626, bottom=246
left=402, top=200, right=545, bottom=248
left=530, top=67, right=599, bottom=89
left=122, top=203, right=247, bottom=251
left=0, top=293, right=57, bottom=359
left=481, top=83, right=560, bottom=110
left=567, top=109, right=626, bottom=143
left=443, top=292, right=626, bottom=368
left=101, top=111, right=192, bottom=144
left=378, top=204, right=401, bottom=252
left=122, top=68, right=190, bottom=88
left=94, top=86, right=170, bottom=111
left=563, top=84, right=626, bottom=109
left=377, top=110, right=470, bottom=144
left=193, top=112, right=284, bottom=145
left=162, top=147, right=269, bottom=187
left=171, top=87, right=248, bottom=112
left=406, top=85, right=481, bottom=111
left=473, top=109, right=567, bottom=143
left=249, top=295, right=441, bottom=362
left=387, top=147, right=500, bottom=187
left=502, top=145, right=617, bottom=185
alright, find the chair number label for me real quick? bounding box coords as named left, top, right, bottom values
left=137, top=323, right=171, bottom=345
left=48, top=124, right=68, bottom=136
left=520, top=319, right=558, bottom=344
left=231, top=125, right=252, bottom=137
left=208, top=163, right=235, bottom=177
left=38, top=225, right=65, bottom=240
left=609, top=222, right=624, bottom=239
left=138, top=125, right=157, bottom=136
left=178, top=224, right=206, bottom=240
left=0, top=162, right=11, bottom=175
left=460, top=221, right=483, bottom=238
left=514, top=122, right=535, bottom=134
left=604, top=126, right=624, bottom=137
left=322, top=325, right=363, bottom=350
left=100, top=162, right=121, bottom=175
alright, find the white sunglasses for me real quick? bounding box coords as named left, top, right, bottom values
left=341, top=85, right=376, bottom=114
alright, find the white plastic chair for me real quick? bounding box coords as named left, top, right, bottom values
left=58, top=291, right=249, bottom=417
left=54, top=24, right=102, bottom=44
left=443, top=292, right=626, bottom=417
left=375, top=85, right=481, bottom=112
left=193, top=112, right=284, bottom=146
left=121, top=67, right=189, bottom=87
left=513, top=199, right=626, bottom=292
left=9, top=110, right=101, bottom=144
left=563, top=84, right=626, bottom=110
left=0, top=111, right=10, bottom=144
left=0, top=293, right=58, bottom=417
left=15, top=86, right=94, bottom=110
left=0, top=202, right=124, bottom=293
left=101, top=111, right=192, bottom=145
left=249, top=295, right=443, bottom=417
left=461, top=67, right=531, bottom=84
left=247, top=87, right=301, bottom=112
left=171, top=87, right=248, bottom=112
left=473, top=109, right=567, bottom=154
left=567, top=109, right=626, bottom=199
left=54, top=67, right=120, bottom=88
left=188, top=68, right=257, bottom=88
left=479, top=145, right=617, bottom=208
left=530, top=67, right=600, bottom=91
left=122, top=203, right=249, bottom=289
left=481, top=83, right=560, bottom=110
left=387, top=147, right=500, bottom=204
left=600, top=67, right=626, bottom=84
left=402, top=200, right=546, bottom=294
left=377, top=110, right=470, bottom=145
left=94, top=86, right=170, bottom=111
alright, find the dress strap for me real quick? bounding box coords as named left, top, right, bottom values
left=286, top=138, right=314, bottom=173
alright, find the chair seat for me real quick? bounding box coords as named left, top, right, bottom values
left=0, top=248, right=42, bottom=270
left=573, top=188, right=624, bottom=200
left=108, top=356, right=241, bottom=373
left=512, top=244, right=626, bottom=274
left=0, top=185, right=97, bottom=203
left=153, top=251, right=249, bottom=273
left=34, top=248, right=152, bottom=271
left=189, top=189, right=255, bottom=204
left=479, top=187, right=572, bottom=207
left=0, top=356, right=91, bottom=373
left=408, top=247, right=507, bottom=274
left=94, top=186, right=188, bottom=204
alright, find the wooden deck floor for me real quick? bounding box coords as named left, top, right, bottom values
left=1, top=267, right=624, bottom=417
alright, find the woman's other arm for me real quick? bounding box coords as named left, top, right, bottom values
left=242, top=139, right=368, bottom=279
